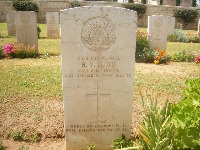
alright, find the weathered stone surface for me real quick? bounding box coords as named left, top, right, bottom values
left=46, top=12, right=60, bottom=38
left=6, top=11, right=16, bottom=36
left=148, top=15, right=168, bottom=50
left=16, top=11, right=38, bottom=49
left=61, top=6, right=137, bottom=150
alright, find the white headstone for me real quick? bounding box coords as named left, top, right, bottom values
left=148, top=15, right=168, bottom=50
left=61, top=6, right=136, bottom=150
left=147, top=0, right=159, bottom=5
left=46, top=12, right=60, bottom=38
left=117, top=0, right=128, bottom=2
left=6, top=11, right=16, bottom=36
left=167, top=16, right=175, bottom=35
left=16, top=11, right=38, bottom=49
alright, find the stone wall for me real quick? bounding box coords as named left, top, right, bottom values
left=147, top=0, right=192, bottom=7
left=163, top=0, right=176, bottom=6
left=0, top=0, right=200, bottom=30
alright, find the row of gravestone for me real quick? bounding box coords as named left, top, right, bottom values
left=5, top=8, right=200, bottom=150
left=6, top=11, right=60, bottom=49
left=6, top=11, right=176, bottom=51
left=6, top=11, right=38, bottom=48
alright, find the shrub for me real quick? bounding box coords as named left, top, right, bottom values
left=37, top=25, right=41, bottom=39
left=168, top=30, right=200, bottom=43
left=128, top=0, right=134, bottom=3
left=13, top=0, right=38, bottom=12
left=167, top=30, right=188, bottom=43
left=69, top=1, right=83, bottom=8
left=176, top=0, right=181, bottom=6
left=185, top=33, right=200, bottom=43
left=171, top=50, right=195, bottom=62
left=173, top=8, right=199, bottom=23
left=136, top=47, right=155, bottom=63
left=141, top=0, right=146, bottom=4
left=3, top=43, right=38, bottom=59
left=135, top=30, right=155, bottom=63
left=172, top=78, right=200, bottom=149
left=122, top=4, right=146, bottom=16
left=136, top=99, right=175, bottom=150
left=192, top=0, right=197, bottom=7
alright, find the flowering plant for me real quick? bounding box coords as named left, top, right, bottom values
left=3, top=42, right=38, bottom=58
left=3, top=43, right=16, bottom=54
left=194, top=56, right=200, bottom=64
left=136, top=30, right=150, bottom=62
left=153, top=48, right=166, bottom=64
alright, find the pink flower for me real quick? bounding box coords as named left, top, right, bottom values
left=194, top=56, right=200, bottom=64
left=3, top=44, right=15, bottom=54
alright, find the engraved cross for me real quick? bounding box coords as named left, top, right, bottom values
left=86, top=82, right=110, bottom=117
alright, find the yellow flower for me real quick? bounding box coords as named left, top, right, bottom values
left=154, top=59, right=159, bottom=64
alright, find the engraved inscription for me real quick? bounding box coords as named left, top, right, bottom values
left=65, top=56, right=132, bottom=78
left=66, top=123, right=129, bottom=133
left=86, top=82, right=110, bottom=117
left=81, top=17, right=116, bottom=52
left=21, top=14, right=30, bottom=23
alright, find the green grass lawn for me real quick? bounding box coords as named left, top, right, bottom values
left=0, top=22, right=199, bottom=101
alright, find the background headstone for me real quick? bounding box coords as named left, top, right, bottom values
left=148, top=15, right=168, bottom=50
left=61, top=6, right=136, bottom=150
left=167, top=16, right=175, bottom=35
left=46, top=12, right=60, bottom=38
left=16, top=11, right=38, bottom=49
left=6, top=11, right=16, bottom=36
